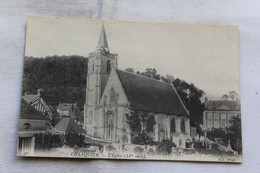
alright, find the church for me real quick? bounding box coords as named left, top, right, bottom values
left=84, top=25, right=191, bottom=148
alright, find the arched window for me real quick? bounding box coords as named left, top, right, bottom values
left=107, top=114, right=113, bottom=139
left=181, top=119, right=185, bottom=133
left=103, top=95, right=107, bottom=106
left=89, top=111, right=93, bottom=122
left=107, top=60, right=111, bottom=72
left=179, top=139, right=182, bottom=147
left=170, top=118, right=176, bottom=133
left=110, top=88, right=117, bottom=106
left=92, top=63, right=94, bottom=72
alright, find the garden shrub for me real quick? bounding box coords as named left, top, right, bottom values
left=65, top=133, right=85, bottom=147
left=193, top=141, right=206, bottom=149
left=147, top=148, right=156, bottom=155
left=34, top=133, right=63, bottom=150
left=133, top=146, right=144, bottom=154
left=106, top=144, right=116, bottom=151
left=156, top=140, right=176, bottom=155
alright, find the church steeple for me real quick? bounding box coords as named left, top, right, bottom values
left=96, top=24, right=109, bottom=52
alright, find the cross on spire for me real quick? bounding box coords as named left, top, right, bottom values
left=96, top=24, right=109, bottom=52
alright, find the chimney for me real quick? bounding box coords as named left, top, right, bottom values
left=37, top=88, right=44, bottom=96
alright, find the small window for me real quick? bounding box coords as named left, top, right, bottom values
left=170, top=118, right=176, bottom=133
left=207, top=113, right=213, bottom=119
left=181, top=119, right=185, bottom=133
left=89, top=111, right=93, bottom=122
left=179, top=139, right=182, bottom=147
left=107, top=60, right=111, bottom=72
left=103, top=95, right=107, bottom=106
left=92, top=63, right=94, bottom=72
left=221, top=113, right=227, bottom=119
left=214, top=121, right=220, bottom=128
left=207, top=121, right=213, bottom=128
left=214, top=113, right=219, bottom=120
left=221, top=122, right=226, bottom=128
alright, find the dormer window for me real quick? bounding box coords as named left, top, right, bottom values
left=107, top=60, right=111, bottom=72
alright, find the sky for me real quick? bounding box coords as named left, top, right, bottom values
left=25, top=16, right=240, bottom=99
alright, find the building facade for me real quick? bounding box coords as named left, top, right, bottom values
left=18, top=99, right=49, bottom=156
left=84, top=25, right=191, bottom=148
left=22, top=89, right=53, bottom=120
left=57, top=103, right=77, bottom=119
left=203, top=99, right=241, bottom=130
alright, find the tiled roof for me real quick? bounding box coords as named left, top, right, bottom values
left=54, top=118, right=85, bottom=134
left=116, top=70, right=189, bottom=116
left=22, top=94, right=39, bottom=104
left=205, top=100, right=241, bottom=111
left=20, top=99, right=49, bottom=120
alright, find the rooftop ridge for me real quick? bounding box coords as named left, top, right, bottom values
left=116, top=68, right=171, bottom=85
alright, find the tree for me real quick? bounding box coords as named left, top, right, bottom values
left=226, top=117, right=242, bottom=154
left=229, top=91, right=239, bottom=101
left=125, top=109, right=156, bottom=146
left=161, top=74, right=175, bottom=84
left=172, top=78, right=205, bottom=124
left=222, top=94, right=229, bottom=100
left=140, top=68, right=161, bottom=80
left=125, top=68, right=135, bottom=73
left=22, top=56, right=88, bottom=110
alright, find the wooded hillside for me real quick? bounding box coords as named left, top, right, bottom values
left=22, top=55, right=88, bottom=110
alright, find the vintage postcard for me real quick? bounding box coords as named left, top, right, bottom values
left=17, top=16, right=242, bottom=163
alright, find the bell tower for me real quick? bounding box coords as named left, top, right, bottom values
left=84, top=24, right=117, bottom=136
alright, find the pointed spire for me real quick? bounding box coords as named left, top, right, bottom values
left=96, top=23, right=109, bottom=52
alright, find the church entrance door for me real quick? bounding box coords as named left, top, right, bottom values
left=106, top=113, right=113, bottom=140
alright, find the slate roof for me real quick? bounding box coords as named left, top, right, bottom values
left=20, top=99, right=49, bottom=120
left=205, top=100, right=241, bottom=111
left=116, top=70, right=189, bottom=116
left=54, top=118, right=85, bottom=134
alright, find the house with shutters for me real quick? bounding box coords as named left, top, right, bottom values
left=84, top=25, right=191, bottom=148
left=203, top=99, right=241, bottom=130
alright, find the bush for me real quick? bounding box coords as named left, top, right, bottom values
left=185, top=141, right=193, bottom=148
left=147, top=148, right=156, bottom=155
left=132, top=134, right=153, bottom=145
left=133, top=146, right=144, bottom=154
left=106, top=144, right=116, bottom=151
left=34, top=133, right=63, bottom=150
left=65, top=133, right=85, bottom=147
left=193, top=141, right=206, bottom=149
left=156, top=140, right=176, bottom=155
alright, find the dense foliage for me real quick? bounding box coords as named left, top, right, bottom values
left=206, top=117, right=242, bottom=154
left=34, top=133, right=63, bottom=150
left=65, top=133, right=85, bottom=147
left=207, top=128, right=228, bottom=145
left=156, top=140, right=176, bottom=154
left=126, top=109, right=156, bottom=145
left=227, top=117, right=242, bottom=154
left=23, top=56, right=88, bottom=110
